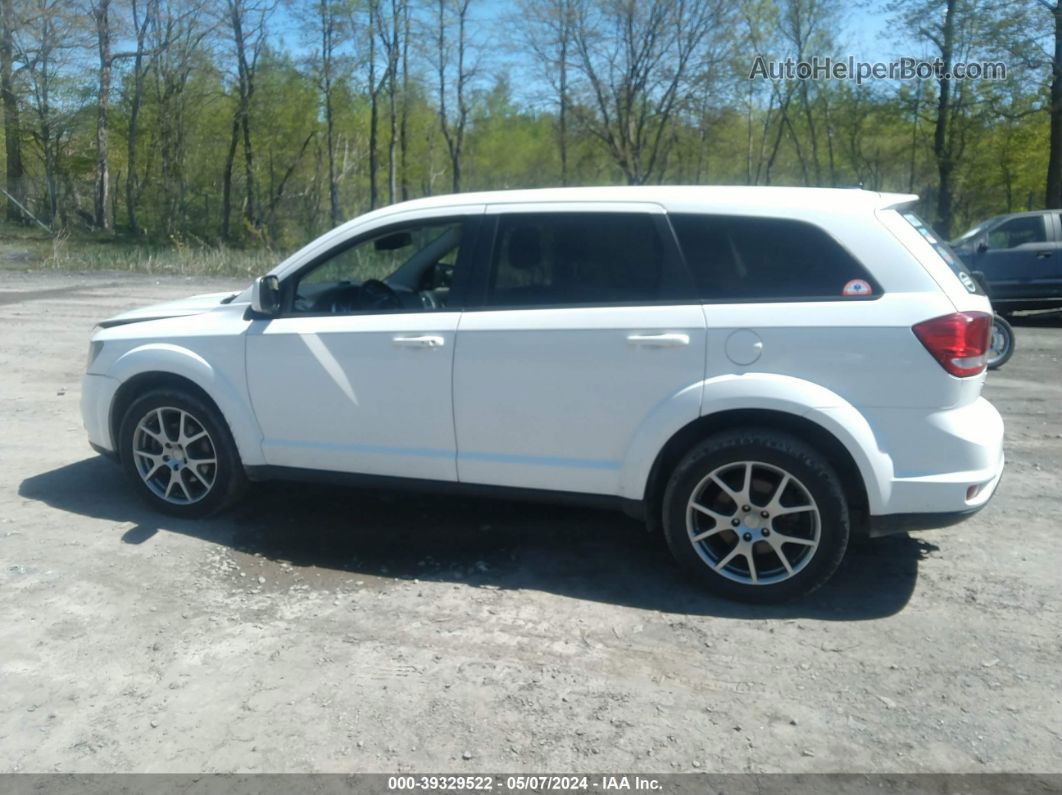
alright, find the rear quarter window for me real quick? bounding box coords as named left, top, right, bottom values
left=669, top=213, right=880, bottom=301
left=900, top=211, right=984, bottom=295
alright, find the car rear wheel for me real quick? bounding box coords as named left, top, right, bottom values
left=118, top=389, right=247, bottom=518
left=662, top=430, right=849, bottom=603
left=987, top=315, right=1014, bottom=370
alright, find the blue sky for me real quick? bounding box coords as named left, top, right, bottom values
left=272, top=1, right=916, bottom=101
left=847, top=5, right=918, bottom=62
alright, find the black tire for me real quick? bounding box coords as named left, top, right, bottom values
left=661, top=429, right=849, bottom=603
left=987, top=315, right=1014, bottom=370
left=118, top=388, right=247, bottom=518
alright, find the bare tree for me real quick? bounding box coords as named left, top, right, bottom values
left=398, top=0, right=409, bottom=199
left=221, top=0, right=274, bottom=239
left=930, top=0, right=961, bottom=236
left=741, top=0, right=789, bottom=185
left=151, top=0, right=209, bottom=235
left=320, top=0, right=341, bottom=224
left=1043, top=1, right=1062, bottom=208
left=15, top=0, right=86, bottom=224
left=363, top=0, right=381, bottom=209
left=570, top=0, right=730, bottom=185
left=376, top=0, right=405, bottom=204
left=776, top=0, right=841, bottom=186
left=1, top=0, right=25, bottom=222
left=124, top=0, right=156, bottom=234
left=88, top=0, right=172, bottom=231
left=516, top=0, right=577, bottom=185
left=298, top=0, right=347, bottom=226
left=435, top=0, right=472, bottom=193
left=890, top=0, right=988, bottom=236
left=964, top=0, right=1062, bottom=209
left=88, top=0, right=114, bottom=229
left=993, top=0, right=1062, bottom=208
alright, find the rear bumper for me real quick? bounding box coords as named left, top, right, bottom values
left=861, top=393, right=1005, bottom=536
left=853, top=396, right=1004, bottom=511
left=867, top=507, right=982, bottom=537
left=866, top=461, right=1002, bottom=537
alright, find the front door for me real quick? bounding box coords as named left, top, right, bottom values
left=977, top=214, right=1054, bottom=301
left=246, top=212, right=481, bottom=481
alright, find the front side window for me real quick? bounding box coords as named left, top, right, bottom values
left=988, top=216, right=1047, bottom=249
left=293, top=220, right=466, bottom=314
left=485, top=212, right=671, bottom=307
left=671, top=213, right=879, bottom=300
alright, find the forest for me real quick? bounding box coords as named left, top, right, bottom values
left=0, top=0, right=1059, bottom=266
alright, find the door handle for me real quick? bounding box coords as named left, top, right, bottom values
left=1036, top=250, right=1053, bottom=259
left=626, top=332, right=690, bottom=348
left=393, top=334, right=445, bottom=348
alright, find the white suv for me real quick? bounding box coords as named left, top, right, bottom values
left=81, top=187, right=1004, bottom=602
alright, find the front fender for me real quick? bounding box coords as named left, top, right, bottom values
left=618, top=373, right=891, bottom=513
left=108, top=343, right=265, bottom=466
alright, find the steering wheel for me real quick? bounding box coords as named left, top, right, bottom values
left=359, top=279, right=402, bottom=310
left=326, top=279, right=401, bottom=313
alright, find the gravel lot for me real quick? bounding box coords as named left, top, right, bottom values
left=1, top=269, right=1060, bottom=774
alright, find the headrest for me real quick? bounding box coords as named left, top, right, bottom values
left=508, top=226, right=542, bottom=271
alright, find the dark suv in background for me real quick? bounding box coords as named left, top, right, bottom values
left=951, top=210, right=1062, bottom=312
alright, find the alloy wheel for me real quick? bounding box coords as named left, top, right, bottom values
left=989, top=323, right=1007, bottom=362
left=685, top=460, right=821, bottom=585
left=132, top=406, right=218, bottom=505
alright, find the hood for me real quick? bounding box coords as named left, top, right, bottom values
left=98, top=291, right=240, bottom=328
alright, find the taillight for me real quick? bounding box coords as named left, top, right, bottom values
left=912, top=312, right=992, bottom=377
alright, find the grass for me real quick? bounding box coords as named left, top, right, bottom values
left=0, top=223, right=280, bottom=279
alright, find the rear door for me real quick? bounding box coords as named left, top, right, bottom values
left=451, top=203, right=706, bottom=496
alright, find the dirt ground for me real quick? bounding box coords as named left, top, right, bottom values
left=1, top=268, right=1060, bottom=774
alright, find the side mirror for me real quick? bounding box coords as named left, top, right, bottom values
left=976, top=241, right=989, bottom=254
left=251, top=274, right=281, bottom=316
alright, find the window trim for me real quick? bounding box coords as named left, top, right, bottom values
left=667, top=212, right=884, bottom=304
left=462, top=209, right=697, bottom=312
left=275, top=214, right=484, bottom=318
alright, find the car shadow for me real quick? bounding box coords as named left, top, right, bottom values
left=18, top=457, right=929, bottom=620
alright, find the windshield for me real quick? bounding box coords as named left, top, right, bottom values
left=953, top=224, right=984, bottom=245
left=901, top=211, right=985, bottom=295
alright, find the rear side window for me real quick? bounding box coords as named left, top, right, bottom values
left=670, top=214, right=879, bottom=301
left=486, top=212, right=679, bottom=307
left=900, top=211, right=984, bottom=295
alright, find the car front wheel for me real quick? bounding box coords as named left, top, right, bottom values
left=662, top=430, right=849, bottom=603
left=118, top=389, right=247, bottom=517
